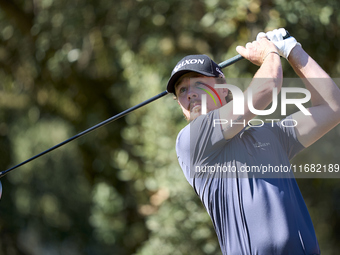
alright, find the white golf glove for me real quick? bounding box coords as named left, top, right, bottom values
left=262, top=28, right=300, bottom=59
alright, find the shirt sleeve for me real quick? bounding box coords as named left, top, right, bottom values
left=269, top=116, right=305, bottom=160
left=189, top=109, right=227, bottom=162
left=176, top=126, right=193, bottom=186
left=176, top=109, right=226, bottom=185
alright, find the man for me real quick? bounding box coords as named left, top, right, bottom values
left=166, top=29, right=340, bottom=254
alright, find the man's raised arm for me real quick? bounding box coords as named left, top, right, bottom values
left=266, top=28, right=340, bottom=148
left=288, top=45, right=340, bottom=147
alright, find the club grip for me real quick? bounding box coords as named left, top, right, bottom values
left=283, top=30, right=291, bottom=39
left=218, top=54, right=244, bottom=69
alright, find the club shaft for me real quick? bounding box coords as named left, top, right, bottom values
left=1, top=54, right=245, bottom=178
left=219, top=54, right=244, bottom=69
left=0, top=90, right=169, bottom=178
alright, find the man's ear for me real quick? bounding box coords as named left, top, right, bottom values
left=217, top=87, right=229, bottom=97
left=217, top=88, right=230, bottom=105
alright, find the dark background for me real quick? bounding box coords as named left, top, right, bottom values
left=0, top=0, right=340, bottom=254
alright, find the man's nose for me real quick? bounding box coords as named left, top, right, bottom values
left=187, top=88, right=199, bottom=100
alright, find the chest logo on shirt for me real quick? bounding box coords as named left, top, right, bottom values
left=253, top=142, right=270, bottom=150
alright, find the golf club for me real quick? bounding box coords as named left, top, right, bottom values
left=0, top=53, right=248, bottom=179
left=1, top=27, right=292, bottom=179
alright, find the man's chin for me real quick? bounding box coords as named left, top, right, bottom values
left=189, top=106, right=202, bottom=121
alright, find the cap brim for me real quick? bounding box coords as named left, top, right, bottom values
left=166, top=69, right=216, bottom=95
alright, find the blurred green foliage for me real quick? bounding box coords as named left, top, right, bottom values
left=0, top=0, right=340, bottom=254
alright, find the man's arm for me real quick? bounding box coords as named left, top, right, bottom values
left=219, top=38, right=283, bottom=140
left=288, top=45, right=340, bottom=147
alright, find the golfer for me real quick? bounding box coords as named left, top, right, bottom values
left=166, top=28, right=340, bottom=254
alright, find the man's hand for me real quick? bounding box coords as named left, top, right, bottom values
left=236, top=37, right=279, bottom=66
left=220, top=33, right=283, bottom=140
left=262, top=28, right=300, bottom=59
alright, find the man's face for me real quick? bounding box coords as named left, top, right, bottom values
left=175, top=74, right=229, bottom=121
